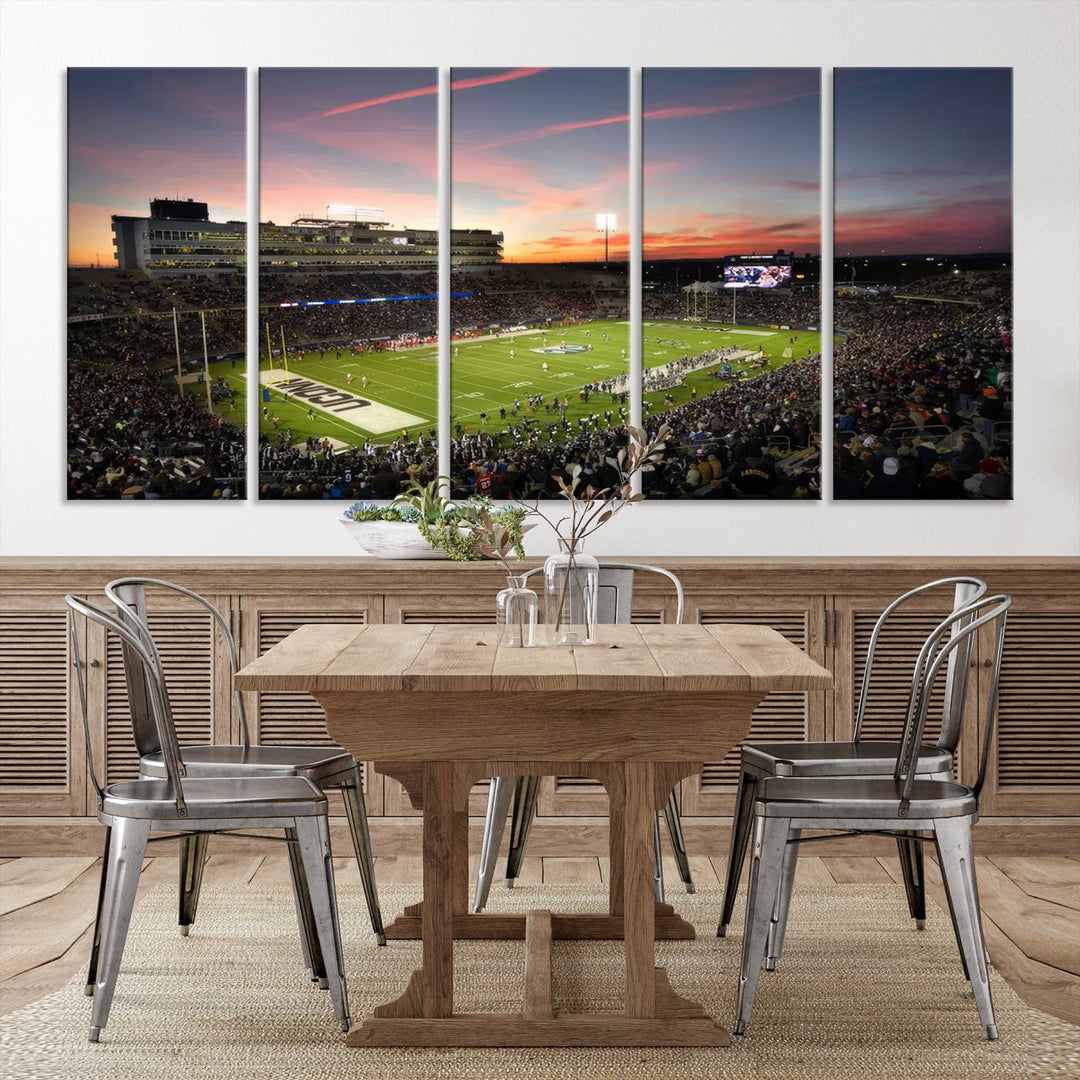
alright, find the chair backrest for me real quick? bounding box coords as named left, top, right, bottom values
left=894, top=592, right=1011, bottom=814
left=65, top=594, right=188, bottom=816
left=855, top=576, right=987, bottom=752
left=522, top=562, right=685, bottom=625
left=104, top=577, right=250, bottom=751
left=100, top=583, right=163, bottom=759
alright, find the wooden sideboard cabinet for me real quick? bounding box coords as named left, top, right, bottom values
left=1, top=557, right=1077, bottom=854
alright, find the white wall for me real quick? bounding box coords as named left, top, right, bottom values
left=1, top=0, right=1077, bottom=558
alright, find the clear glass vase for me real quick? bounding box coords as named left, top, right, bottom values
left=543, top=540, right=600, bottom=646
left=496, top=575, right=538, bottom=648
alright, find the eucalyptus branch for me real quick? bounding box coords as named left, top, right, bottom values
left=468, top=505, right=527, bottom=583
left=513, top=424, right=669, bottom=559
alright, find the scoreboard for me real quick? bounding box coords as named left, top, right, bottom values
left=722, top=255, right=792, bottom=289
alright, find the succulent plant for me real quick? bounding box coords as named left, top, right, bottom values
left=341, top=479, right=526, bottom=562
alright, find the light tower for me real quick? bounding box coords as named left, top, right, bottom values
left=595, top=212, right=616, bottom=265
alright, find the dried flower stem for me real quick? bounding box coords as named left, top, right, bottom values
left=519, top=424, right=670, bottom=635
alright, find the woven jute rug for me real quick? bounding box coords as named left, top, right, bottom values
left=2, top=880, right=1075, bottom=1079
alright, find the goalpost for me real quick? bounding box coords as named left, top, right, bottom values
left=262, top=322, right=291, bottom=385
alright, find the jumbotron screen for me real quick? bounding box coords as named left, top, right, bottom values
left=722, top=261, right=792, bottom=289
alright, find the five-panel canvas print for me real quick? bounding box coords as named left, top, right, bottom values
left=66, top=67, right=1012, bottom=502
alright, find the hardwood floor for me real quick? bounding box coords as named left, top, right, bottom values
left=2, top=854, right=1077, bottom=1026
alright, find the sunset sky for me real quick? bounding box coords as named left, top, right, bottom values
left=67, top=66, right=1010, bottom=270
left=452, top=68, right=628, bottom=262
left=67, top=69, right=245, bottom=267
left=835, top=68, right=1012, bottom=255
left=644, top=68, right=821, bottom=259
left=260, top=68, right=437, bottom=230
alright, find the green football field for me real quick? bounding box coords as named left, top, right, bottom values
left=224, top=318, right=820, bottom=450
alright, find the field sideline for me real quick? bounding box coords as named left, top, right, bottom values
left=223, top=318, right=821, bottom=450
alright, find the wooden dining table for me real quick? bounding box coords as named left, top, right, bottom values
left=234, top=621, right=831, bottom=1047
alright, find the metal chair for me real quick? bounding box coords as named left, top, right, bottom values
left=65, top=595, right=349, bottom=1043
left=718, top=576, right=987, bottom=939
left=472, top=562, right=693, bottom=913
left=102, top=577, right=383, bottom=953
left=733, top=592, right=1010, bottom=1040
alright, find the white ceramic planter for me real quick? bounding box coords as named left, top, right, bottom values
left=341, top=517, right=536, bottom=560
left=341, top=519, right=447, bottom=560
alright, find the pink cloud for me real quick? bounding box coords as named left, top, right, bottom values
left=644, top=75, right=818, bottom=127
left=644, top=206, right=819, bottom=259
left=834, top=196, right=1011, bottom=254
left=451, top=68, right=546, bottom=92
left=464, top=112, right=629, bottom=153
left=269, top=125, right=436, bottom=177
left=321, top=68, right=545, bottom=118
left=464, top=75, right=819, bottom=155
left=454, top=145, right=617, bottom=213
left=453, top=148, right=627, bottom=260
left=513, top=229, right=628, bottom=262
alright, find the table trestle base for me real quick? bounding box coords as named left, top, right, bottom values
left=382, top=905, right=696, bottom=941
left=348, top=1014, right=732, bottom=1047
left=349, top=956, right=731, bottom=1046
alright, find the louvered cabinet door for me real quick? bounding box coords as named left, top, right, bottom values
left=0, top=592, right=86, bottom=815
left=383, top=595, right=499, bottom=627
left=240, top=594, right=383, bottom=815
left=103, top=594, right=233, bottom=785
left=978, top=601, right=1080, bottom=816
left=679, top=595, right=826, bottom=816
left=382, top=596, right=497, bottom=817
left=831, top=593, right=980, bottom=783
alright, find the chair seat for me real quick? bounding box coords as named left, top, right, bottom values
left=140, top=744, right=354, bottom=781
left=101, top=776, right=327, bottom=820
left=743, top=739, right=952, bottom=778
left=755, top=776, right=977, bottom=820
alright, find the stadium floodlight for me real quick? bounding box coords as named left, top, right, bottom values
left=325, top=204, right=387, bottom=224
left=595, top=212, right=616, bottom=264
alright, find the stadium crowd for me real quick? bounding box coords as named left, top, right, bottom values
left=832, top=276, right=1012, bottom=499
left=644, top=284, right=820, bottom=328
left=442, top=350, right=822, bottom=501
left=259, top=269, right=625, bottom=351
left=67, top=264, right=1010, bottom=502
left=67, top=271, right=247, bottom=499
left=68, top=270, right=245, bottom=371
left=68, top=309, right=245, bottom=370
left=68, top=270, right=243, bottom=317
left=67, top=358, right=245, bottom=499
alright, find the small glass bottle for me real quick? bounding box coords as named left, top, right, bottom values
left=496, top=575, right=538, bottom=648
